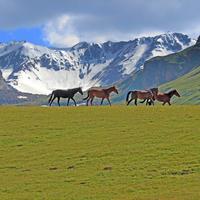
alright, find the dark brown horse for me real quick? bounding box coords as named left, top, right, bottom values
left=83, top=86, right=118, bottom=106
left=48, top=87, right=83, bottom=106
left=152, top=89, right=180, bottom=105
left=126, top=88, right=158, bottom=106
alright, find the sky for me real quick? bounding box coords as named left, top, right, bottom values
left=0, top=0, right=200, bottom=47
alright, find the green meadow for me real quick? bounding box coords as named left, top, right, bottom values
left=0, top=106, right=200, bottom=200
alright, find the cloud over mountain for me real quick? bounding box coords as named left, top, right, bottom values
left=0, top=0, right=200, bottom=46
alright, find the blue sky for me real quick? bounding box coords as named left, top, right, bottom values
left=0, top=0, right=199, bottom=47
left=0, top=27, right=47, bottom=45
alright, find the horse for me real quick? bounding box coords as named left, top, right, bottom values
left=83, top=86, right=118, bottom=106
left=126, top=88, right=158, bottom=106
left=48, top=87, right=83, bottom=106
left=152, top=89, right=180, bottom=105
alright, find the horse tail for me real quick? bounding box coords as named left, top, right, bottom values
left=140, top=99, right=146, bottom=104
left=83, top=91, right=89, bottom=100
left=126, top=91, right=132, bottom=104
left=48, top=91, right=54, bottom=104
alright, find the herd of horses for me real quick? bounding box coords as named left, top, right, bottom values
left=48, top=86, right=180, bottom=106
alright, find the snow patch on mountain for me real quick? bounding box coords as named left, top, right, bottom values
left=122, top=44, right=148, bottom=74
left=7, top=60, right=112, bottom=94
left=1, top=68, right=13, bottom=80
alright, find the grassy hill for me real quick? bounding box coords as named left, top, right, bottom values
left=0, top=106, right=200, bottom=200
left=160, top=66, right=200, bottom=104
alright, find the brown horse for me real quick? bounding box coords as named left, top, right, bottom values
left=152, top=89, right=180, bottom=105
left=126, top=88, right=158, bottom=106
left=83, top=86, right=118, bottom=106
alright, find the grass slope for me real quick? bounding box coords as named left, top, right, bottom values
left=160, top=66, right=200, bottom=104
left=0, top=106, right=200, bottom=200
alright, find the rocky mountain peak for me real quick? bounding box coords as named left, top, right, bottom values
left=196, top=35, right=200, bottom=46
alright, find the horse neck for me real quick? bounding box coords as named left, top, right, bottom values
left=73, top=88, right=80, bottom=94
left=105, top=87, right=115, bottom=94
left=151, top=90, right=158, bottom=97
left=167, top=90, right=175, bottom=98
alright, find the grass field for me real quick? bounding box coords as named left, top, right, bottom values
left=0, top=106, right=200, bottom=200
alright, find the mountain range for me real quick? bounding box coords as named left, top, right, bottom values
left=0, top=32, right=199, bottom=104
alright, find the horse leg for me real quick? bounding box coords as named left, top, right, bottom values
left=148, top=99, right=152, bottom=106
left=140, top=99, right=146, bottom=104
left=57, top=97, right=60, bottom=106
left=168, top=101, right=171, bottom=106
left=90, top=97, right=94, bottom=106
left=134, top=98, right=137, bottom=106
left=107, top=97, right=111, bottom=106
left=71, top=97, right=77, bottom=106
left=50, top=96, right=56, bottom=106
left=67, top=98, right=70, bottom=106
left=86, top=98, right=90, bottom=106
left=162, top=102, right=166, bottom=106
left=148, top=99, right=154, bottom=106
left=127, top=98, right=133, bottom=105
left=100, top=98, right=104, bottom=105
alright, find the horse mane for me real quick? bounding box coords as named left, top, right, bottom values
left=165, top=89, right=176, bottom=97
left=104, top=86, right=115, bottom=90
left=72, top=87, right=81, bottom=90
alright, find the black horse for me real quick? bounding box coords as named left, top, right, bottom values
left=48, top=87, right=83, bottom=106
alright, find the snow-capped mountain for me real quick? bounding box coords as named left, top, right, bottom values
left=0, top=33, right=195, bottom=94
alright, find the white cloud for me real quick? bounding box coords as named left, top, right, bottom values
left=43, top=16, right=163, bottom=47
left=43, top=15, right=80, bottom=47
left=183, top=25, right=200, bottom=39
left=1, top=0, right=200, bottom=47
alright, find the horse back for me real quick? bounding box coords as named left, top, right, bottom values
left=89, top=87, right=103, bottom=91
left=88, top=88, right=107, bottom=98
left=53, top=89, right=72, bottom=98
left=136, top=90, right=153, bottom=99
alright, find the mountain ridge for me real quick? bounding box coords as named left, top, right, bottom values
left=0, top=32, right=194, bottom=95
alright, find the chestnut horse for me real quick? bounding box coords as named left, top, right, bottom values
left=126, top=88, right=158, bottom=106
left=83, top=86, right=118, bottom=106
left=152, top=89, right=180, bottom=105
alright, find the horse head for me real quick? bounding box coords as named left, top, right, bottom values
left=150, top=88, right=158, bottom=98
left=112, top=86, right=119, bottom=94
left=150, top=88, right=158, bottom=94
left=78, top=87, right=83, bottom=95
left=174, top=90, right=181, bottom=97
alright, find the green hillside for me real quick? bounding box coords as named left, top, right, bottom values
left=160, top=66, right=200, bottom=104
